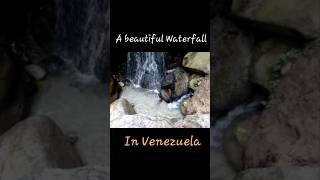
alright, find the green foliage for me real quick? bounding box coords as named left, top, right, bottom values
left=269, top=48, right=302, bottom=91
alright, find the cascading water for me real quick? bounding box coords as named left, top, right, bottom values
left=127, top=52, right=166, bottom=91
left=54, top=0, right=110, bottom=82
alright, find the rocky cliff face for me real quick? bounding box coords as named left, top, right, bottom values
left=241, top=40, right=320, bottom=168
left=210, top=0, right=320, bottom=179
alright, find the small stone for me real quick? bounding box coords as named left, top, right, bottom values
left=24, top=64, right=47, bottom=81
left=118, top=81, right=125, bottom=87
left=110, top=98, right=136, bottom=121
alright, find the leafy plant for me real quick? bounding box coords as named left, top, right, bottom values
left=269, top=48, right=302, bottom=92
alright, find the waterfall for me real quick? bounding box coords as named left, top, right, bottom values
left=127, top=52, right=166, bottom=91
left=54, top=0, right=110, bottom=82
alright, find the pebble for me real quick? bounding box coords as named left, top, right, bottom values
left=24, top=64, right=47, bottom=81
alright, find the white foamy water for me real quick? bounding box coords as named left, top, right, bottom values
left=167, top=93, right=192, bottom=109
left=120, top=86, right=183, bottom=118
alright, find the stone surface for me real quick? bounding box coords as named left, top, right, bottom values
left=210, top=148, right=237, bottom=180
left=231, top=0, right=320, bottom=39
left=182, top=52, right=210, bottom=74
left=189, top=75, right=204, bottom=91
left=24, top=64, right=47, bottom=81
left=110, top=114, right=178, bottom=128
left=181, top=77, right=210, bottom=115
left=251, top=38, right=295, bottom=91
left=236, top=166, right=320, bottom=180
left=0, top=116, right=82, bottom=180
left=160, top=67, right=189, bottom=101
left=172, top=67, right=189, bottom=100
left=30, top=74, right=109, bottom=166
left=211, top=17, right=253, bottom=112
left=241, top=40, right=320, bottom=168
left=18, top=166, right=109, bottom=180
left=111, top=113, right=209, bottom=128
left=109, top=74, right=122, bottom=103
left=222, top=111, right=258, bottom=171
left=175, top=114, right=210, bottom=128
left=110, top=98, right=136, bottom=121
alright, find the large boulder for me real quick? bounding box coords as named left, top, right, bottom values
left=18, top=166, right=109, bottom=180
left=0, top=116, right=82, bottom=180
left=161, top=67, right=189, bottom=101
left=182, top=52, right=210, bottom=74
left=231, top=0, right=320, bottom=39
left=236, top=166, right=320, bottom=180
left=241, top=40, right=320, bottom=168
left=172, top=67, right=189, bottom=99
left=222, top=110, right=258, bottom=171
left=211, top=17, right=253, bottom=113
left=210, top=148, right=237, bottom=180
left=251, top=38, right=296, bottom=91
left=180, top=77, right=210, bottom=115
left=110, top=98, right=136, bottom=121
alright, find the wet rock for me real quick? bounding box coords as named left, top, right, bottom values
left=160, top=67, right=189, bottom=102
left=231, top=0, right=320, bottom=39
left=18, top=166, right=109, bottom=180
left=222, top=112, right=257, bottom=171
left=210, top=148, right=237, bottom=180
left=109, top=75, right=122, bottom=103
left=182, top=52, right=210, bottom=74
left=172, top=67, right=189, bottom=99
left=241, top=40, right=320, bottom=168
left=189, top=75, right=204, bottom=91
left=211, top=17, right=253, bottom=112
left=236, top=166, right=320, bottom=180
left=110, top=98, right=136, bottom=121
left=159, top=88, right=173, bottom=103
left=161, top=69, right=175, bottom=88
left=180, top=77, right=210, bottom=115
left=0, top=116, right=82, bottom=180
left=24, top=64, right=47, bottom=81
left=65, top=131, right=79, bottom=145
left=251, top=38, right=296, bottom=91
